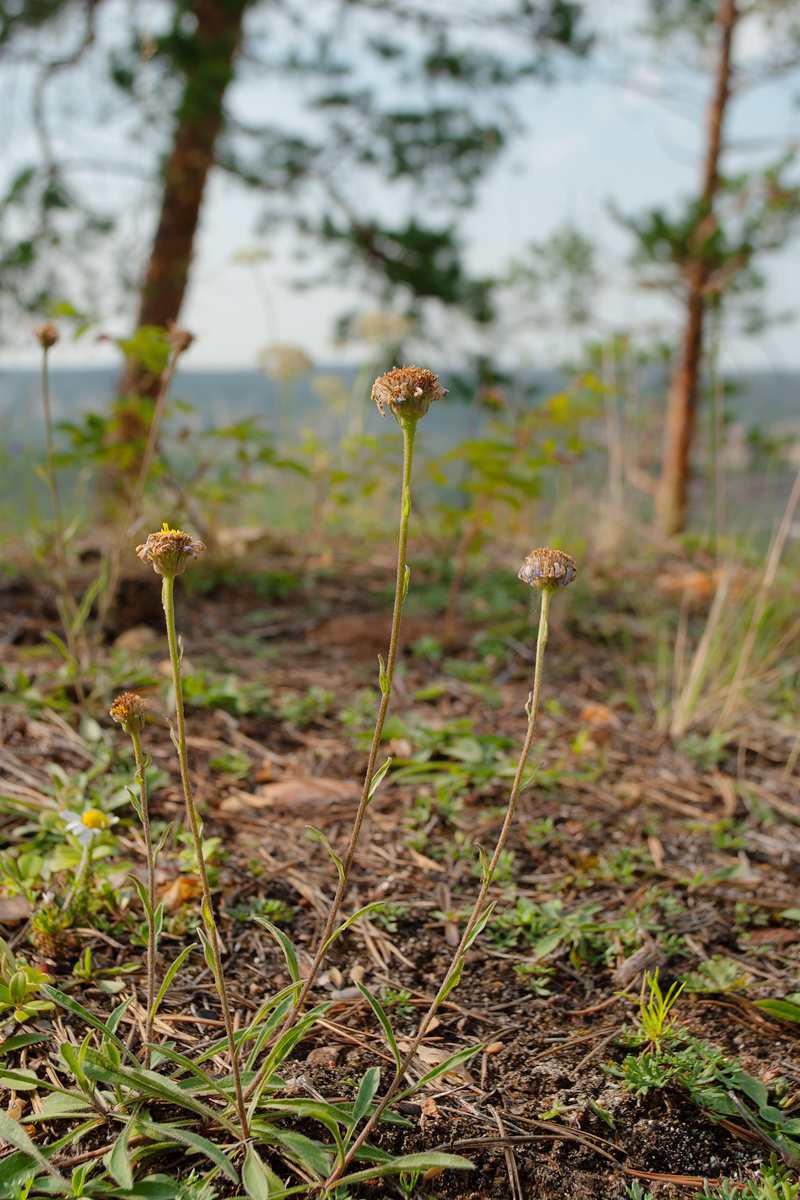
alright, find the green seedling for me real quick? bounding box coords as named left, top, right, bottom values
left=279, top=686, right=335, bottom=728
left=0, top=939, right=54, bottom=1023
left=694, top=1154, right=799, bottom=1199
left=681, top=957, right=752, bottom=994
left=634, top=970, right=684, bottom=1049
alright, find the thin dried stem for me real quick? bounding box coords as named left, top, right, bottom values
left=243, top=415, right=418, bottom=1104
left=161, top=575, right=248, bottom=1135
left=325, top=587, right=552, bottom=1188
left=130, top=728, right=156, bottom=1068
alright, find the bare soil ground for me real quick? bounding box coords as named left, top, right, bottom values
left=0, top=549, right=798, bottom=1198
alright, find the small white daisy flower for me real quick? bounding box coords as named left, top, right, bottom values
left=60, top=809, right=119, bottom=848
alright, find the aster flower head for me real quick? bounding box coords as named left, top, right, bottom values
left=372, top=365, right=447, bottom=425
left=109, top=692, right=149, bottom=734
left=519, top=547, right=578, bottom=591
left=34, top=323, right=59, bottom=350
left=61, top=809, right=119, bottom=848
left=136, top=523, right=206, bottom=578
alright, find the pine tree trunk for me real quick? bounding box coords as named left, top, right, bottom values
left=120, top=0, right=249, bottom=400
left=654, top=0, right=738, bottom=536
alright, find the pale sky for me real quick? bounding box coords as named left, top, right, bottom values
left=2, top=0, right=798, bottom=372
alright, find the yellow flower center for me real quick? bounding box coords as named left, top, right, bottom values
left=160, top=521, right=184, bottom=535
left=81, top=809, right=110, bottom=831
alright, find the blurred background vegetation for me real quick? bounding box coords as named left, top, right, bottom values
left=0, top=0, right=798, bottom=747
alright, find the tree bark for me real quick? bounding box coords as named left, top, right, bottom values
left=121, top=0, right=249, bottom=398
left=654, top=0, right=738, bottom=536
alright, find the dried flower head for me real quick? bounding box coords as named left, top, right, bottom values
left=34, top=323, right=59, bottom=350
left=352, top=311, right=413, bottom=346
left=258, top=343, right=313, bottom=380
left=372, top=365, right=447, bottom=424
left=166, top=320, right=194, bottom=354
left=519, top=548, right=577, bottom=591
left=136, top=522, right=206, bottom=578
left=109, top=692, right=149, bottom=733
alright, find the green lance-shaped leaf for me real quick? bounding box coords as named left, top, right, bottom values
left=439, top=955, right=465, bottom=1003
left=402, top=564, right=410, bottom=603
left=106, top=995, right=134, bottom=1040
left=367, top=757, right=392, bottom=803
left=753, top=999, right=800, bottom=1025
left=349, top=1066, right=381, bottom=1138
left=196, top=925, right=220, bottom=983
left=126, top=785, right=143, bottom=823
left=128, top=874, right=153, bottom=922
left=140, top=1042, right=232, bottom=1102
left=402, top=485, right=410, bottom=519
left=41, top=986, right=135, bottom=1064
left=137, top=1119, right=239, bottom=1182
left=60, top=1040, right=95, bottom=1101
left=319, top=902, right=385, bottom=956
left=378, top=654, right=391, bottom=696
left=79, top=1046, right=238, bottom=1133
left=269, top=1128, right=331, bottom=1178
left=242, top=1143, right=272, bottom=1200
left=253, top=917, right=301, bottom=984
left=356, top=984, right=403, bottom=1073
left=0, top=1110, right=67, bottom=1183
left=474, top=843, right=489, bottom=888
left=153, top=821, right=174, bottom=860
left=334, top=1150, right=474, bottom=1189
left=462, top=903, right=495, bottom=952
left=394, top=1044, right=480, bottom=1103
left=306, top=827, right=344, bottom=882
left=0, top=1033, right=48, bottom=1057
left=151, top=944, right=193, bottom=1022
left=108, top=1116, right=135, bottom=1189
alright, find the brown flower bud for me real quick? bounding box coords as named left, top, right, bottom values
left=372, top=365, right=447, bottom=424
left=519, top=548, right=577, bottom=591
left=34, top=323, right=59, bottom=350
left=136, top=523, right=206, bottom=578
left=109, top=692, right=149, bottom=734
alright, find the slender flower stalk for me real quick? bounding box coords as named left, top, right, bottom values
left=34, top=324, right=85, bottom=699
left=136, top=527, right=249, bottom=1135
left=110, top=693, right=156, bottom=1067
left=324, top=548, right=576, bottom=1188
left=243, top=366, right=446, bottom=1105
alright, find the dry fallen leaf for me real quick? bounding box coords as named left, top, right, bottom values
left=158, top=875, right=202, bottom=911
left=647, top=835, right=665, bottom=869
left=223, top=777, right=361, bottom=812
left=0, top=896, right=32, bottom=925
left=579, top=703, right=619, bottom=728
left=745, top=927, right=799, bottom=948
left=398, top=1041, right=473, bottom=1083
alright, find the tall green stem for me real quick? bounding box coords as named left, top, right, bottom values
left=130, top=728, right=156, bottom=1068
left=162, top=574, right=248, bottom=1135
left=326, top=587, right=552, bottom=1187
left=243, top=416, right=418, bottom=1103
